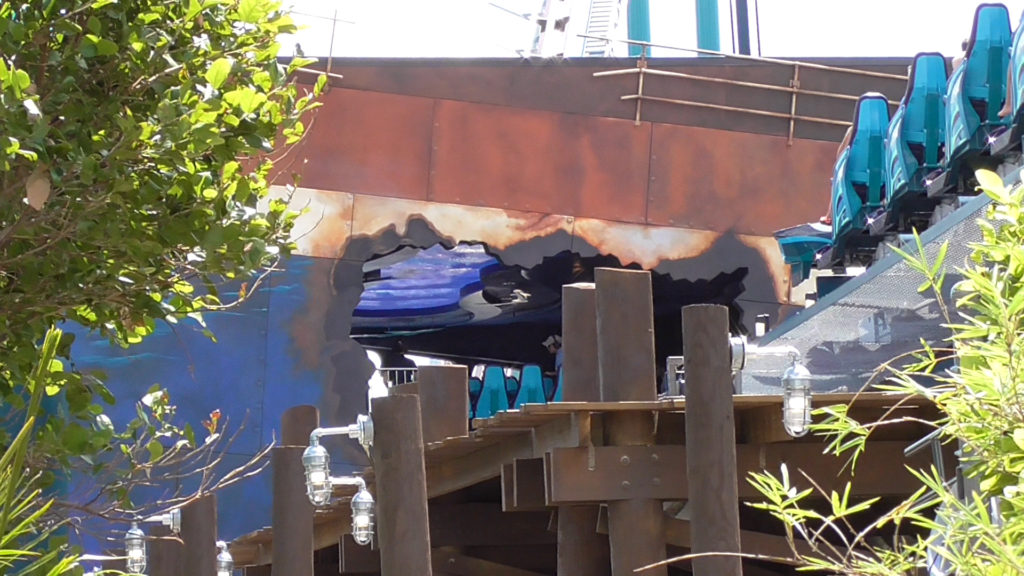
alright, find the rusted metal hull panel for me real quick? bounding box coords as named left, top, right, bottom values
left=429, top=100, right=652, bottom=224
left=297, top=88, right=434, bottom=200
left=329, top=58, right=910, bottom=141
left=647, top=122, right=836, bottom=235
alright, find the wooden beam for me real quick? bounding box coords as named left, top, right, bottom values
left=547, top=445, right=687, bottom=503
left=272, top=406, right=319, bottom=576
left=546, top=441, right=929, bottom=501
left=432, top=548, right=548, bottom=576
left=513, top=458, right=549, bottom=511
left=395, top=365, right=470, bottom=444
left=427, top=431, right=534, bottom=498
left=149, top=525, right=184, bottom=576
left=560, top=283, right=609, bottom=575
left=662, top=515, right=813, bottom=563
left=737, top=405, right=791, bottom=444
left=429, top=503, right=555, bottom=546
left=557, top=505, right=610, bottom=576
left=181, top=494, right=218, bottom=576
left=562, top=282, right=601, bottom=402
left=339, top=534, right=380, bottom=574
left=683, top=304, right=742, bottom=576
left=371, top=393, right=433, bottom=576
left=595, top=268, right=665, bottom=576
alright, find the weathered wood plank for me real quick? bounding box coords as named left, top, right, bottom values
left=683, top=304, right=742, bottom=576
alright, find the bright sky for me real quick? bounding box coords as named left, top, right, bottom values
left=278, top=0, right=1024, bottom=59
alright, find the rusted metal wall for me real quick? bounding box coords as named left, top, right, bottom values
left=320, top=58, right=910, bottom=141
left=288, top=86, right=838, bottom=241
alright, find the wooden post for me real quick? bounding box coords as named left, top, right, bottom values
left=595, top=268, right=665, bottom=576
left=370, top=394, right=433, bottom=576
left=149, top=524, right=183, bottom=576
left=272, top=405, right=319, bottom=576
left=683, top=304, right=743, bottom=576
left=557, top=282, right=611, bottom=576
left=181, top=494, right=217, bottom=576
left=393, top=365, right=469, bottom=444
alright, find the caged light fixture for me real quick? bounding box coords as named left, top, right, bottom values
left=301, top=414, right=376, bottom=546
left=781, top=358, right=813, bottom=437
left=216, top=540, right=234, bottom=576
left=125, top=522, right=147, bottom=575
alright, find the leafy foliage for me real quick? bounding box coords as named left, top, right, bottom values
left=0, top=0, right=320, bottom=394
left=0, top=0, right=324, bottom=568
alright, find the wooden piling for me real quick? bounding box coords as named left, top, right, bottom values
left=683, top=304, right=743, bottom=576
left=595, top=268, right=665, bottom=576
left=149, top=524, right=183, bottom=576
left=557, top=282, right=611, bottom=576
left=272, top=405, right=319, bottom=576
left=370, top=394, right=433, bottom=576
left=181, top=494, right=217, bottom=576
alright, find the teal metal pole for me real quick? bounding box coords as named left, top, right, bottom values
left=696, top=0, right=720, bottom=54
left=627, top=0, right=651, bottom=58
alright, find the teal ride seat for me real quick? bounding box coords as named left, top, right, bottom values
left=1001, top=8, right=1024, bottom=145
left=945, top=3, right=1011, bottom=167
left=468, top=377, right=482, bottom=419
left=552, top=368, right=564, bottom=403
left=505, top=375, right=520, bottom=407
left=831, top=93, right=891, bottom=257
left=513, top=365, right=547, bottom=408
left=886, top=52, right=948, bottom=216
left=542, top=376, right=555, bottom=401
left=475, top=366, right=509, bottom=419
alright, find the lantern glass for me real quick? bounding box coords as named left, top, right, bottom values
left=216, top=540, right=233, bottom=576
left=350, top=486, right=375, bottom=546
left=782, top=361, right=812, bottom=437
left=125, top=522, right=147, bottom=574
left=302, top=443, right=333, bottom=506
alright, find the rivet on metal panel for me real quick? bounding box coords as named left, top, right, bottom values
left=566, top=216, right=574, bottom=224
left=652, top=477, right=661, bottom=487
left=651, top=452, right=659, bottom=463
left=622, top=480, right=632, bottom=490
left=619, top=455, right=631, bottom=466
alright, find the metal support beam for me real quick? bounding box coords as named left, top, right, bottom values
left=683, top=305, right=742, bottom=576
left=181, top=494, right=218, bottom=576
left=595, top=268, right=665, bottom=576
left=371, top=393, right=433, bottom=576
left=272, top=405, right=319, bottom=576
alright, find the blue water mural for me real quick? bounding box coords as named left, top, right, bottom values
left=67, top=255, right=340, bottom=544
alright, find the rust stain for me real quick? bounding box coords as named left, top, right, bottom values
left=287, top=258, right=335, bottom=370
left=737, top=233, right=791, bottom=303
left=572, top=217, right=720, bottom=269
left=268, top=185, right=353, bottom=259
left=279, top=190, right=793, bottom=304
left=350, top=195, right=573, bottom=250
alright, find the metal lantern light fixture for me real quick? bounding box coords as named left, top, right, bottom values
left=349, top=483, right=376, bottom=546
left=216, top=540, right=234, bottom=576
left=782, top=359, right=812, bottom=437
left=125, top=522, right=147, bottom=575
left=301, top=441, right=333, bottom=506
left=301, top=414, right=376, bottom=546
